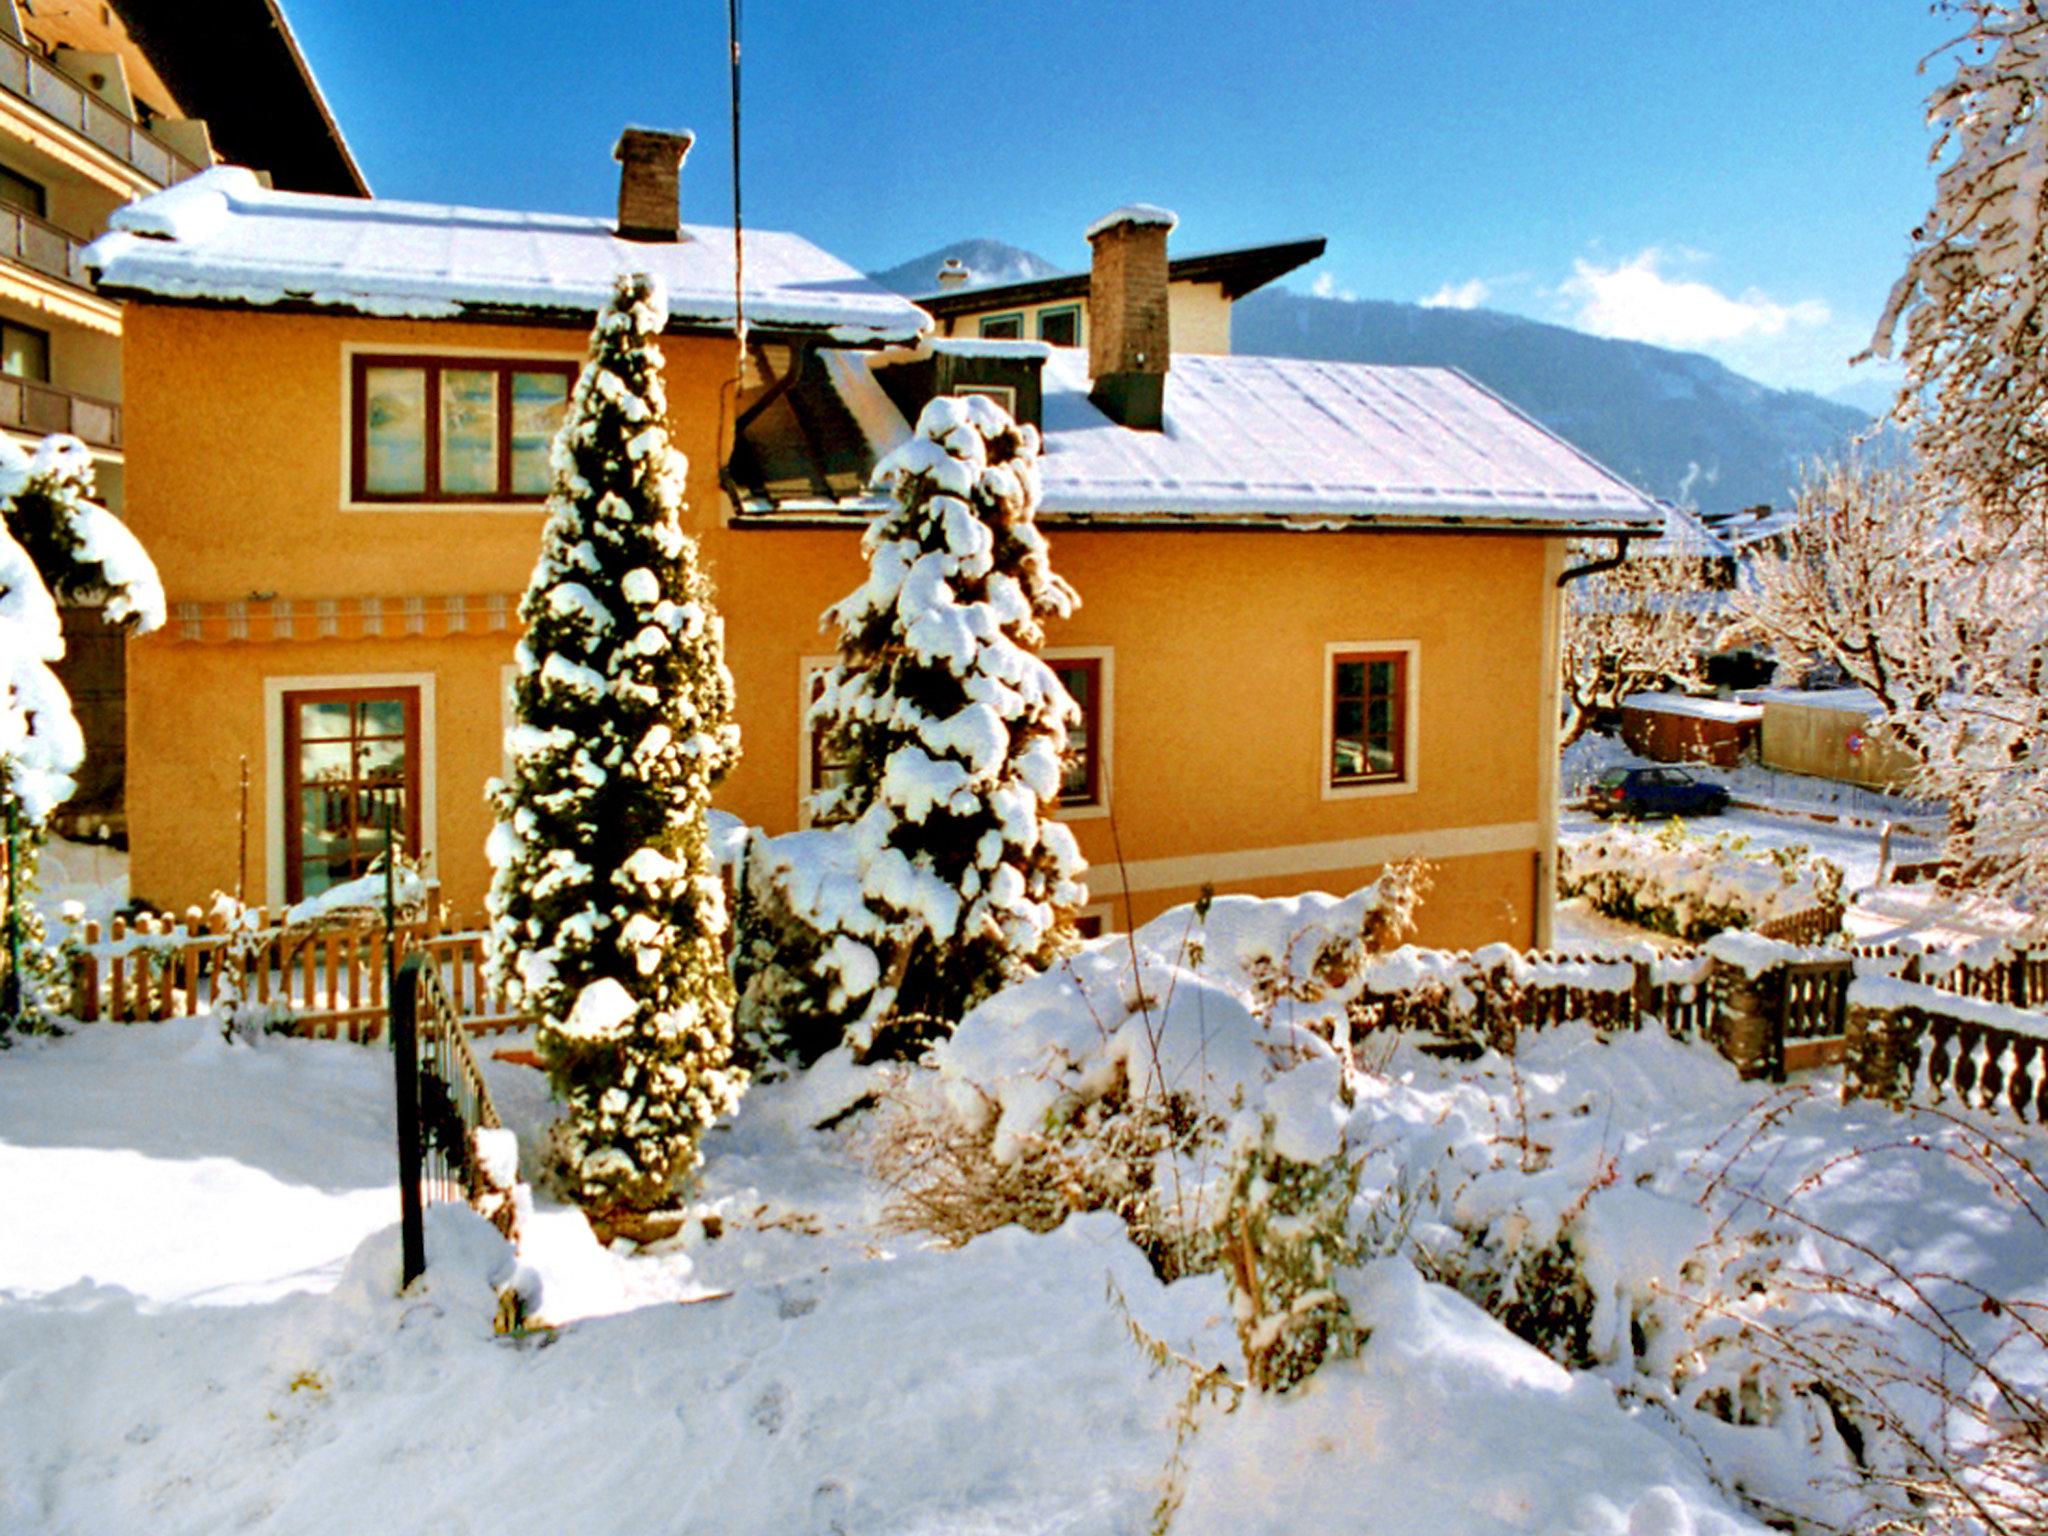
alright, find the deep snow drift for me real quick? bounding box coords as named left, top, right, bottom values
left=1, top=919, right=2042, bottom=1532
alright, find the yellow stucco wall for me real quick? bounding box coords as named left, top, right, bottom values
left=121, top=302, right=1557, bottom=949
left=943, top=276, right=1234, bottom=356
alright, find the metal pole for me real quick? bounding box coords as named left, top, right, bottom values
left=3, top=798, right=20, bottom=1029
left=392, top=953, right=426, bottom=1287
left=383, top=797, right=398, bottom=1041
left=236, top=755, right=249, bottom=905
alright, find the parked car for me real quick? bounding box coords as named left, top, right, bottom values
left=1586, top=766, right=1732, bottom=819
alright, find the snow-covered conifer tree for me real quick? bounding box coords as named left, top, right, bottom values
left=811, top=394, right=1087, bottom=1051
left=487, top=272, right=743, bottom=1218
left=0, top=435, right=163, bottom=1026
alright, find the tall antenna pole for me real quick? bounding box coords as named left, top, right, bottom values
left=728, top=0, right=745, bottom=378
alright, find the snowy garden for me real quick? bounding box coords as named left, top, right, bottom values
left=8, top=11, right=2048, bottom=1527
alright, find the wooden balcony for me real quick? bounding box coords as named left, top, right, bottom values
left=0, top=374, right=120, bottom=448
left=0, top=31, right=199, bottom=189
left=0, top=201, right=89, bottom=288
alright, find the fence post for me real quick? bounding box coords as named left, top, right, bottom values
left=391, top=953, right=427, bottom=1288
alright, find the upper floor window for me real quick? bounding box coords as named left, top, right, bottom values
left=1327, top=647, right=1412, bottom=790
left=976, top=313, right=1025, bottom=341
left=0, top=163, right=46, bottom=220
left=1, top=320, right=49, bottom=382
left=350, top=354, right=575, bottom=503
left=1036, top=305, right=1081, bottom=347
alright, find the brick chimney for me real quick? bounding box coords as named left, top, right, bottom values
left=1087, top=203, right=1176, bottom=430
left=613, top=127, right=694, bottom=243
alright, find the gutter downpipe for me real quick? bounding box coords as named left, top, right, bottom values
left=1555, top=534, right=1640, bottom=588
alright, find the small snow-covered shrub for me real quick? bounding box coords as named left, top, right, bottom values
left=730, top=827, right=885, bottom=1072
left=1560, top=820, right=1844, bottom=941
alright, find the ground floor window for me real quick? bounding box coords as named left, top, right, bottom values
left=803, top=665, right=856, bottom=826
left=1327, top=647, right=1411, bottom=790
left=1048, top=655, right=1104, bottom=808
left=282, top=685, right=421, bottom=901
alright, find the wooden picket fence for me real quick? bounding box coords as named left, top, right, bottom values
left=67, top=906, right=526, bottom=1038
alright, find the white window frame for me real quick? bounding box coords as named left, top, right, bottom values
left=1045, top=645, right=1113, bottom=821
left=1320, top=640, right=1419, bottom=801
left=338, top=340, right=583, bottom=514
left=953, top=382, right=1017, bottom=417
left=264, top=670, right=438, bottom=909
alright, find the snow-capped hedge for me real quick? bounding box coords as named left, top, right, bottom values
left=1559, top=822, right=1844, bottom=942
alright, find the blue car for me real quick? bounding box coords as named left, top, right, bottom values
left=1588, top=766, right=1732, bottom=819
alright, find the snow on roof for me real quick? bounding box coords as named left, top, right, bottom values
left=1033, top=351, right=1659, bottom=529
left=84, top=166, right=929, bottom=342
left=1638, top=501, right=1734, bottom=560
left=805, top=349, right=1662, bottom=530
left=1620, top=692, right=1761, bottom=723
left=1084, top=203, right=1179, bottom=239
left=1747, top=687, right=1886, bottom=717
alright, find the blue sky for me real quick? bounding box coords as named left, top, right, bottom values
left=289, top=1, right=1957, bottom=398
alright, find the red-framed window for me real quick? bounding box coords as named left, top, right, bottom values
left=1329, top=651, right=1407, bottom=786
left=1050, top=656, right=1103, bottom=807
left=350, top=354, right=576, bottom=503
left=282, top=686, right=422, bottom=902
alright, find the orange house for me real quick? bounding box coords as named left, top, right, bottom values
left=87, top=138, right=1660, bottom=949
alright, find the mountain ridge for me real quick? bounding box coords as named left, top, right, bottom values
left=869, top=238, right=1873, bottom=514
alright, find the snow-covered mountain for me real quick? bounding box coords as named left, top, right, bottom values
left=1233, top=291, right=1872, bottom=516
left=870, top=239, right=1061, bottom=296
left=869, top=239, right=1874, bottom=515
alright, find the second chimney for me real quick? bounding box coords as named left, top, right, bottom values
left=614, top=127, right=694, bottom=242
left=1087, top=203, right=1176, bottom=430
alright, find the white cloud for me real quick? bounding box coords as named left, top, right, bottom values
left=1560, top=247, right=1829, bottom=348
left=1310, top=272, right=1355, bottom=302
left=1421, top=278, right=1490, bottom=310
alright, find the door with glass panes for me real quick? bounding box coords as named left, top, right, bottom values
left=281, top=687, right=421, bottom=901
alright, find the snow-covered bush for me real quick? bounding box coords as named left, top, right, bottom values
left=0, top=434, right=163, bottom=1029
left=729, top=828, right=880, bottom=1071
left=809, top=394, right=1087, bottom=1056
left=1559, top=821, right=1844, bottom=941
left=486, top=273, right=743, bottom=1221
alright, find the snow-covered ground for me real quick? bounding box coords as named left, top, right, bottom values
left=3, top=985, right=2041, bottom=1533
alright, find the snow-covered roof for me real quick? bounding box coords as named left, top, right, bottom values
left=83, top=167, right=929, bottom=342
left=1747, top=687, right=1887, bottom=717
left=784, top=348, right=1661, bottom=532
left=1620, top=692, right=1761, bottom=723
left=1638, top=501, right=1734, bottom=560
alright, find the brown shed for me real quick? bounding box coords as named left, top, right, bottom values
left=1619, top=692, right=1762, bottom=768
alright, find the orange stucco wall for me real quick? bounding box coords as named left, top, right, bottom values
left=121, top=302, right=1560, bottom=950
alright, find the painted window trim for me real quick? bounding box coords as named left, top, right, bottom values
left=1035, top=303, right=1083, bottom=347
left=337, top=341, right=582, bottom=513
left=1046, top=646, right=1112, bottom=821
left=975, top=311, right=1027, bottom=340
left=264, top=670, right=438, bottom=909
left=1320, top=640, right=1420, bottom=801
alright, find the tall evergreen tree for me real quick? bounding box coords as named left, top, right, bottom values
left=487, top=273, right=743, bottom=1218
left=812, top=393, right=1087, bottom=1050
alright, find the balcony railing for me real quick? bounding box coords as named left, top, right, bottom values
left=0, top=201, right=89, bottom=288
left=0, top=31, right=199, bottom=189
left=0, top=374, right=120, bottom=448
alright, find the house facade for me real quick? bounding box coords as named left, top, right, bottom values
left=0, top=0, right=363, bottom=820
left=90, top=140, right=1661, bottom=950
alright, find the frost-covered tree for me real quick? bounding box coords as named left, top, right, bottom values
left=0, top=435, right=163, bottom=1026
left=1868, top=1, right=2048, bottom=534
left=1736, top=462, right=2048, bottom=912
left=487, top=272, right=743, bottom=1218
left=1558, top=541, right=1718, bottom=746
left=810, top=394, right=1087, bottom=1052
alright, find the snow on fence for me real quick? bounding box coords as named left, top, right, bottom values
left=1844, top=974, right=2048, bottom=1127
left=65, top=908, right=525, bottom=1038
